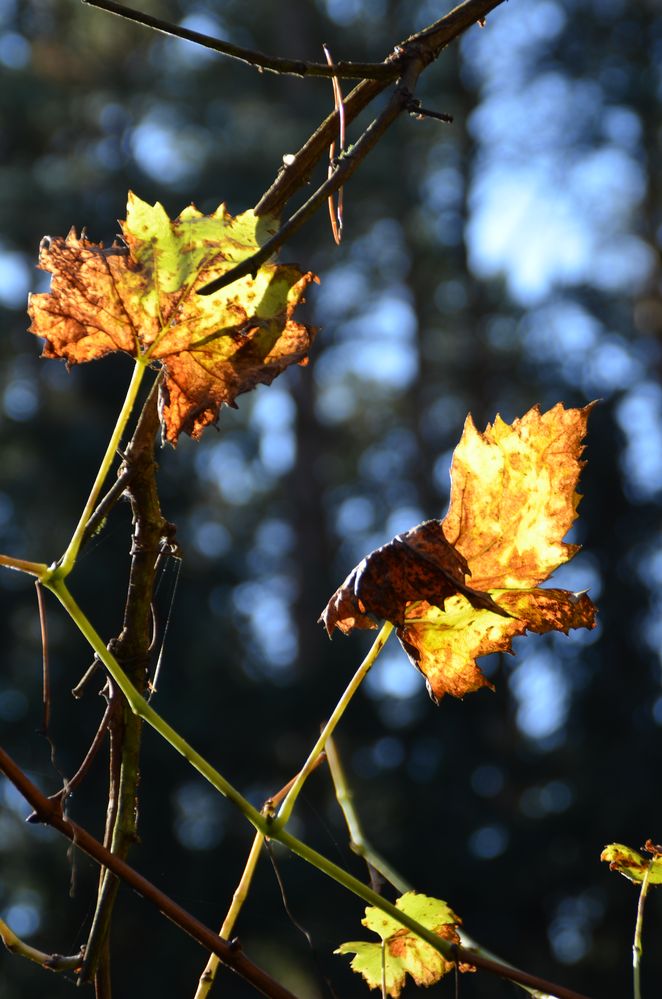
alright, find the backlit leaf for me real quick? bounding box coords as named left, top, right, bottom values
left=601, top=842, right=662, bottom=885
left=321, top=519, right=508, bottom=635
left=322, top=403, right=597, bottom=700
left=335, top=892, right=472, bottom=997
left=28, top=192, right=317, bottom=444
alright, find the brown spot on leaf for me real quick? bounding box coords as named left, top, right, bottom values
left=28, top=193, right=318, bottom=444
left=321, top=404, right=597, bottom=701
left=320, top=519, right=508, bottom=635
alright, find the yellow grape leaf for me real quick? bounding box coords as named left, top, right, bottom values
left=335, top=892, right=472, bottom=997
left=28, top=192, right=317, bottom=444
left=601, top=841, right=662, bottom=885
left=322, top=403, right=597, bottom=700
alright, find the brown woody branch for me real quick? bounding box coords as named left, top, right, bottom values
left=81, top=0, right=395, bottom=80
left=255, top=0, right=506, bottom=218
left=0, top=746, right=299, bottom=999
left=80, top=378, right=176, bottom=990
left=200, top=0, right=507, bottom=295
left=199, top=69, right=419, bottom=296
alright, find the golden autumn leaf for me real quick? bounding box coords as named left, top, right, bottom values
left=28, top=192, right=317, bottom=444
left=321, top=403, right=597, bottom=701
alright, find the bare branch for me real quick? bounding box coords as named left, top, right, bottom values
left=81, top=0, right=396, bottom=80
left=255, top=0, right=506, bottom=218
left=0, top=915, right=83, bottom=974
left=199, top=60, right=426, bottom=296
left=0, top=746, right=300, bottom=999
left=255, top=76, right=385, bottom=219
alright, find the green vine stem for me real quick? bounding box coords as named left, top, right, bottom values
left=192, top=764, right=326, bottom=999
left=41, top=578, right=591, bottom=999
left=0, top=916, right=83, bottom=973
left=193, top=754, right=324, bottom=999
left=44, top=576, right=266, bottom=830
left=194, top=833, right=264, bottom=999
left=633, top=860, right=653, bottom=999
left=276, top=621, right=394, bottom=827
left=325, top=733, right=410, bottom=895
left=56, top=357, right=148, bottom=579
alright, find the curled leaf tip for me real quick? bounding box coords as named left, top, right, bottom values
left=322, top=403, right=597, bottom=701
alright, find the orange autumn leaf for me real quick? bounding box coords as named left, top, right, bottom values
left=322, top=403, right=597, bottom=701
left=28, top=192, right=317, bottom=444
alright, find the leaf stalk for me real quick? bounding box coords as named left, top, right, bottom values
left=54, top=358, right=148, bottom=579
left=276, top=621, right=394, bottom=827
left=633, top=859, right=653, bottom=999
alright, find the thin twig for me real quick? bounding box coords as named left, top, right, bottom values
left=49, top=700, right=113, bottom=806
left=193, top=758, right=326, bottom=999
left=35, top=581, right=50, bottom=735
left=325, top=734, right=410, bottom=895
left=0, top=915, right=83, bottom=973
left=323, top=44, right=345, bottom=244
left=199, top=60, right=426, bottom=297
left=80, top=466, right=133, bottom=550
left=0, top=747, right=300, bottom=999
left=72, top=657, right=101, bottom=699
left=255, top=0, right=506, bottom=218
left=0, top=553, right=48, bottom=576
left=81, top=0, right=395, bottom=80
left=265, top=839, right=340, bottom=999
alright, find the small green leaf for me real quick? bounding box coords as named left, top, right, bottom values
left=335, top=892, right=469, bottom=997
left=335, top=940, right=406, bottom=997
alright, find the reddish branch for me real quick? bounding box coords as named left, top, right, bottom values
left=0, top=746, right=299, bottom=999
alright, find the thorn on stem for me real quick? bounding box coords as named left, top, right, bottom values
left=405, top=97, right=453, bottom=124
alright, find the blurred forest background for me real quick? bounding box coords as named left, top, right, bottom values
left=1, top=1, right=662, bottom=997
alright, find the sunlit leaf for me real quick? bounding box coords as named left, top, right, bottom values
left=321, top=519, right=508, bottom=635
left=322, top=403, right=597, bottom=700
left=336, top=892, right=472, bottom=997
left=601, top=842, right=662, bottom=885
left=28, top=192, right=317, bottom=444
